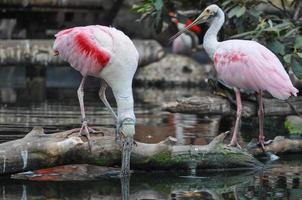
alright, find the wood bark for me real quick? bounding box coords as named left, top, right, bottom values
left=0, top=127, right=263, bottom=175
left=0, top=39, right=164, bottom=67
left=248, top=136, right=302, bottom=156
left=162, top=94, right=302, bottom=117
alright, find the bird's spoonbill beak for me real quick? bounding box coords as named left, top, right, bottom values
left=169, top=10, right=209, bottom=42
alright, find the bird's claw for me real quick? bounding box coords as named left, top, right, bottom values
left=227, top=142, right=242, bottom=149
left=79, top=120, right=94, bottom=151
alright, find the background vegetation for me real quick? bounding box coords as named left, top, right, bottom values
left=133, top=0, right=302, bottom=79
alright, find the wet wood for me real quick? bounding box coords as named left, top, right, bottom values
left=0, top=39, right=164, bottom=66
left=248, top=136, right=302, bottom=156
left=0, top=127, right=262, bottom=175
left=163, top=94, right=302, bottom=117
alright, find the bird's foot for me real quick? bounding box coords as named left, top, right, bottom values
left=227, top=141, right=242, bottom=149
left=258, top=137, right=273, bottom=152
left=79, top=119, right=95, bottom=151
left=258, top=136, right=266, bottom=152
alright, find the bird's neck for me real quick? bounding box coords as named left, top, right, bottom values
left=115, top=89, right=135, bottom=123
left=203, top=8, right=225, bottom=58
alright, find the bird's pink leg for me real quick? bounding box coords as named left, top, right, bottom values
left=257, top=90, right=265, bottom=151
left=229, top=88, right=242, bottom=148
left=77, top=77, right=94, bottom=148
left=98, top=80, right=118, bottom=121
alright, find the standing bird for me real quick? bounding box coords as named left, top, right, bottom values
left=170, top=4, right=298, bottom=149
left=53, top=25, right=139, bottom=175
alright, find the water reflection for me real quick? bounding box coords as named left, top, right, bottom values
left=0, top=160, right=301, bottom=200
left=0, top=66, right=301, bottom=199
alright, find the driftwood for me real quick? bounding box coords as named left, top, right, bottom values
left=0, top=127, right=263, bottom=175
left=0, top=39, right=164, bottom=66
left=163, top=94, right=302, bottom=117
left=249, top=136, right=302, bottom=156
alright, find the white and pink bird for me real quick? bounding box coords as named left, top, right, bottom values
left=171, top=4, right=298, bottom=150
left=169, top=12, right=202, bottom=55
left=53, top=25, right=139, bottom=175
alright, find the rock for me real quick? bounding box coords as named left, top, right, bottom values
left=284, top=116, right=302, bottom=135
left=135, top=54, right=212, bottom=85
left=133, top=40, right=165, bottom=66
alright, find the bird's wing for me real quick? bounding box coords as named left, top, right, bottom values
left=53, top=26, right=112, bottom=77
left=213, top=40, right=298, bottom=100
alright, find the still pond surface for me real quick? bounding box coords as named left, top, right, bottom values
left=0, top=68, right=301, bottom=200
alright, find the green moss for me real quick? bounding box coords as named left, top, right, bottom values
left=285, top=118, right=302, bottom=135
left=147, top=151, right=182, bottom=169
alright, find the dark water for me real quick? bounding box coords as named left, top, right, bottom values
left=0, top=66, right=301, bottom=199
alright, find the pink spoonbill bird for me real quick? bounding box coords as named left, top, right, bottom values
left=53, top=25, right=139, bottom=175
left=169, top=12, right=202, bottom=55
left=170, top=4, right=298, bottom=150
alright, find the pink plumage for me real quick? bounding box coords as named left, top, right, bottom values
left=52, top=25, right=139, bottom=175
left=171, top=4, right=299, bottom=149
left=53, top=25, right=114, bottom=77
left=213, top=40, right=298, bottom=100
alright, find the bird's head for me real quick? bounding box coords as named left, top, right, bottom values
left=170, top=4, right=221, bottom=41
left=119, top=118, right=135, bottom=138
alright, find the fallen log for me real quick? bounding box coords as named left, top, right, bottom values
left=0, top=127, right=262, bottom=175
left=0, top=39, right=164, bottom=67
left=248, top=136, right=302, bottom=156
left=162, top=94, right=302, bottom=117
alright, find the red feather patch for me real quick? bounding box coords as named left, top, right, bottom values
left=75, top=33, right=110, bottom=67
left=185, top=19, right=202, bottom=33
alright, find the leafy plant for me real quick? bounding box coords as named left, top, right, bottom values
left=133, top=0, right=302, bottom=79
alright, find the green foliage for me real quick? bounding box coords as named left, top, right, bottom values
left=284, top=117, right=302, bottom=135
left=133, top=0, right=302, bottom=79
left=132, top=0, right=167, bottom=33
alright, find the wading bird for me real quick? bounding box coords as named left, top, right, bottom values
left=171, top=4, right=298, bottom=149
left=53, top=25, right=139, bottom=175
left=169, top=12, right=202, bottom=55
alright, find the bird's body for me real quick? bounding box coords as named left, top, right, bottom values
left=171, top=4, right=298, bottom=149
left=53, top=25, right=139, bottom=175
left=212, top=40, right=297, bottom=100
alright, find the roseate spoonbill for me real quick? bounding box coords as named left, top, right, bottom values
left=171, top=4, right=298, bottom=149
left=169, top=12, right=202, bottom=55
left=53, top=25, right=139, bottom=175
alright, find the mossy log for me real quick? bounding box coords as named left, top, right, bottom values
left=162, top=94, right=302, bottom=117
left=0, top=39, right=164, bottom=67
left=0, top=127, right=262, bottom=175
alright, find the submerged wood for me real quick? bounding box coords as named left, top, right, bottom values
left=163, top=94, right=302, bottom=117
left=0, top=127, right=262, bottom=175
left=0, top=39, right=164, bottom=66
